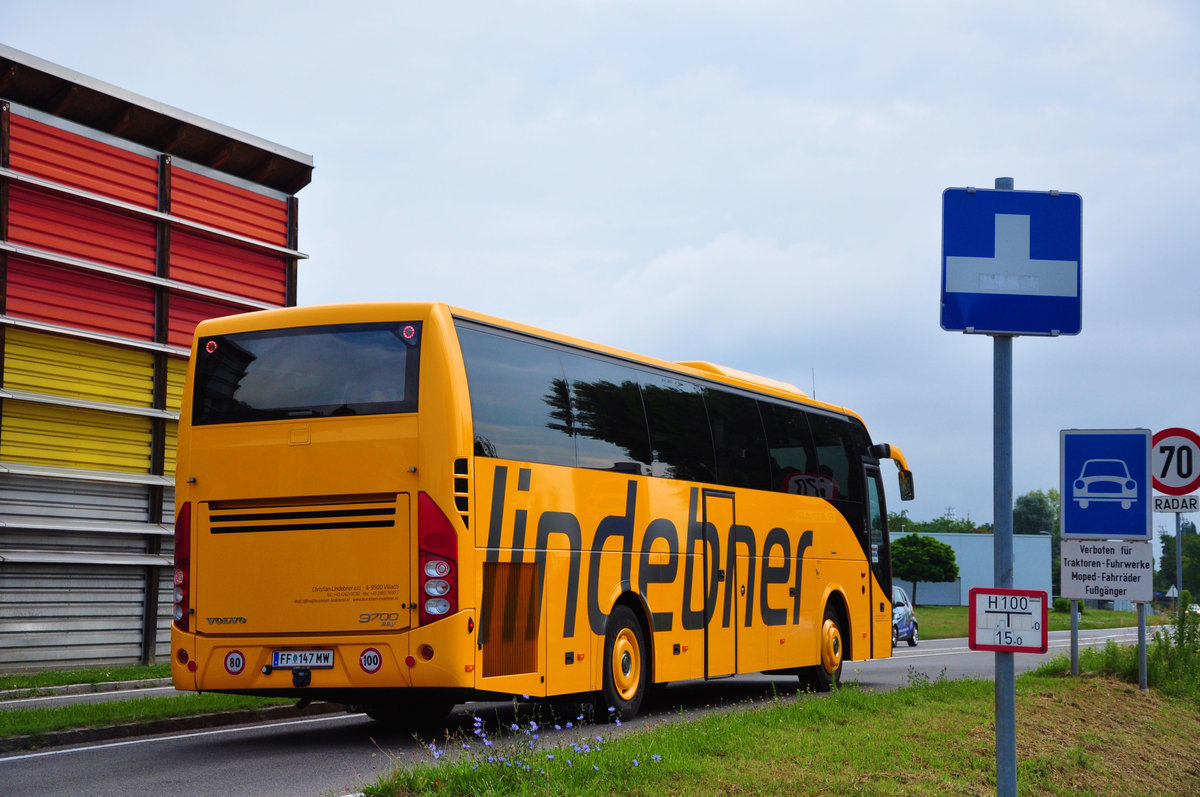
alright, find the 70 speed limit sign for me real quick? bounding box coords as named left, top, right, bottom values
left=1152, top=427, right=1200, bottom=496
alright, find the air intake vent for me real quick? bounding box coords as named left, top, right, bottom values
left=207, top=494, right=398, bottom=534
left=453, top=457, right=470, bottom=529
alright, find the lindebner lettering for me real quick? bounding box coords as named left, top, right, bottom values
left=488, top=468, right=816, bottom=638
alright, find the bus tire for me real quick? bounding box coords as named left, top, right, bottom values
left=801, top=602, right=845, bottom=692
left=601, top=605, right=648, bottom=719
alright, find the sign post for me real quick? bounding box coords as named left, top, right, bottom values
left=1060, top=428, right=1152, bottom=691
left=1152, top=427, right=1200, bottom=609
left=944, top=178, right=1081, bottom=797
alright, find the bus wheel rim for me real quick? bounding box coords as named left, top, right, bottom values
left=612, top=628, right=641, bottom=700
left=821, top=617, right=843, bottom=673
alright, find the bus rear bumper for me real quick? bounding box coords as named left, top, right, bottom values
left=170, top=612, right=478, bottom=698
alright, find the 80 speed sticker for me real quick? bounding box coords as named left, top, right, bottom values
left=224, top=650, right=246, bottom=676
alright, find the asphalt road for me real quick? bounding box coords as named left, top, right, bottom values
left=0, top=627, right=1143, bottom=797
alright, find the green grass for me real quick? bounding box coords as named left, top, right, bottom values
left=362, top=608, right=1200, bottom=796
left=363, top=671, right=1199, bottom=796
left=915, top=604, right=1156, bottom=640
left=0, top=663, right=170, bottom=692
left=0, top=692, right=293, bottom=739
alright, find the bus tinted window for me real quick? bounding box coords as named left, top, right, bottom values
left=760, top=401, right=822, bottom=495
left=705, top=389, right=770, bottom=490
left=193, top=322, right=420, bottom=425
left=808, top=412, right=868, bottom=504
left=640, top=374, right=715, bottom=482
left=457, top=327, right=576, bottom=466
left=561, top=352, right=652, bottom=474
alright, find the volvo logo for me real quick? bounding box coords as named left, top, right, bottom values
left=206, top=616, right=248, bottom=625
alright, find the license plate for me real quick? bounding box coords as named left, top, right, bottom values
left=272, top=649, right=334, bottom=669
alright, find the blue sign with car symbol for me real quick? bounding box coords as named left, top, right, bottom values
left=1060, top=429, right=1151, bottom=539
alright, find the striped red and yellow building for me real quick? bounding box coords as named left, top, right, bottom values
left=0, top=45, right=312, bottom=670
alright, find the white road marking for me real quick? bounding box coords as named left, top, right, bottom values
left=0, top=712, right=364, bottom=763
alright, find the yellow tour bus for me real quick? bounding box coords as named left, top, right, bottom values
left=170, top=302, right=913, bottom=722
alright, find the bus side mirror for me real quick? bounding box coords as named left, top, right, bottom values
left=898, top=469, right=914, bottom=502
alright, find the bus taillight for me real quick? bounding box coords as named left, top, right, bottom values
left=417, top=492, right=458, bottom=625
left=173, top=503, right=191, bottom=632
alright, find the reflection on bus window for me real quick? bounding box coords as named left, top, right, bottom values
left=559, top=352, right=651, bottom=474
left=705, top=389, right=770, bottom=490
left=640, top=374, right=714, bottom=482
left=457, top=327, right=575, bottom=466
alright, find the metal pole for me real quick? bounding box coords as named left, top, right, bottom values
left=1177, top=512, right=1184, bottom=613
left=993, top=175, right=1017, bottom=797
left=1137, top=603, right=1148, bottom=692
left=1070, top=599, right=1079, bottom=676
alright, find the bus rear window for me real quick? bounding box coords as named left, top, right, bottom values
left=193, top=321, right=421, bottom=425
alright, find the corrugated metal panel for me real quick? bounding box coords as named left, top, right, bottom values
left=171, top=164, right=288, bottom=244
left=164, top=421, right=178, bottom=477
left=169, top=229, right=287, bottom=305
left=2, top=327, right=155, bottom=407
left=0, top=400, right=152, bottom=473
left=5, top=256, right=157, bottom=340
left=163, top=487, right=176, bottom=524
left=6, top=184, right=157, bottom=274
left=7, top=113, right=159, bottom=208
left=0, top=564, right=154, bottom=670
left=0, top=473, right=152, bottom=524
left=0, top=531, right=152, bottom=554
left=167, top=293, right=242, bottom=349
left=165, top=356, right=187, bottom=414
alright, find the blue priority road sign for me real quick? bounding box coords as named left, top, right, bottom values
left=1060, top=429, right=1151, bottom=540
left=942, top=188, right=1082, bottom=336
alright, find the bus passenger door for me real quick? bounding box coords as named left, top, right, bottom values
left=702, top=490, right=737, bottom=678
left=864, top=467, right=892, bottom=657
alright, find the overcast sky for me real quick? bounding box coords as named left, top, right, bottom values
left=7, top=1, right=1200, bottom=532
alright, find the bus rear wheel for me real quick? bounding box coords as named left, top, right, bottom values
left=601, top=605, right=648, bottom=719
left=801, top=603, right=844, bottom=692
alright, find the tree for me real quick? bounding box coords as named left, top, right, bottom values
left=1013, top=488, right=1061, bottom=593
left=891, top=533, right=959, bottom=605
left=1157, top=531, right=1200, bottom=597
left=1013, top=489, right=1058, bottom=535
left=888, top=510, right=983, bottom=535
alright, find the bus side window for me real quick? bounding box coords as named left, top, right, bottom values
left=808, top=413, right=867, bottom=504
left=457, top=327, right=577, bottom=467
left=704, top=389, right=771, bottom=490
left=560, top=352, right=652, bottom=475
left=759, top=401, right=820, bottom=495
left=639, top=374, right=715, bottom=483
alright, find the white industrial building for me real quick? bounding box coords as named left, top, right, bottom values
left=891, top=531, right=1053, bottom=606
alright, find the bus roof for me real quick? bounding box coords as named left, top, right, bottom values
left=192, top=301, right=866, bottom=424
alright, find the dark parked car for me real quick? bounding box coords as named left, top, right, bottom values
left=892, top=585, right=918, bottom=647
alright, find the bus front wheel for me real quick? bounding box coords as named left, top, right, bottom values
left=801, top=603, right=844, bottom=692
left=601, top=605, right=648, bottom=719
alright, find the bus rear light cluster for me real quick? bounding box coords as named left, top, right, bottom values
left=417, top=492, right=458, bottom=625
left=173, top=503, right=192, bottom=632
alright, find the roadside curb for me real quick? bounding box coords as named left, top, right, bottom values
left=1, top=701, right=346, bottom=754
left=0, top=678, right=173, bottom=702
